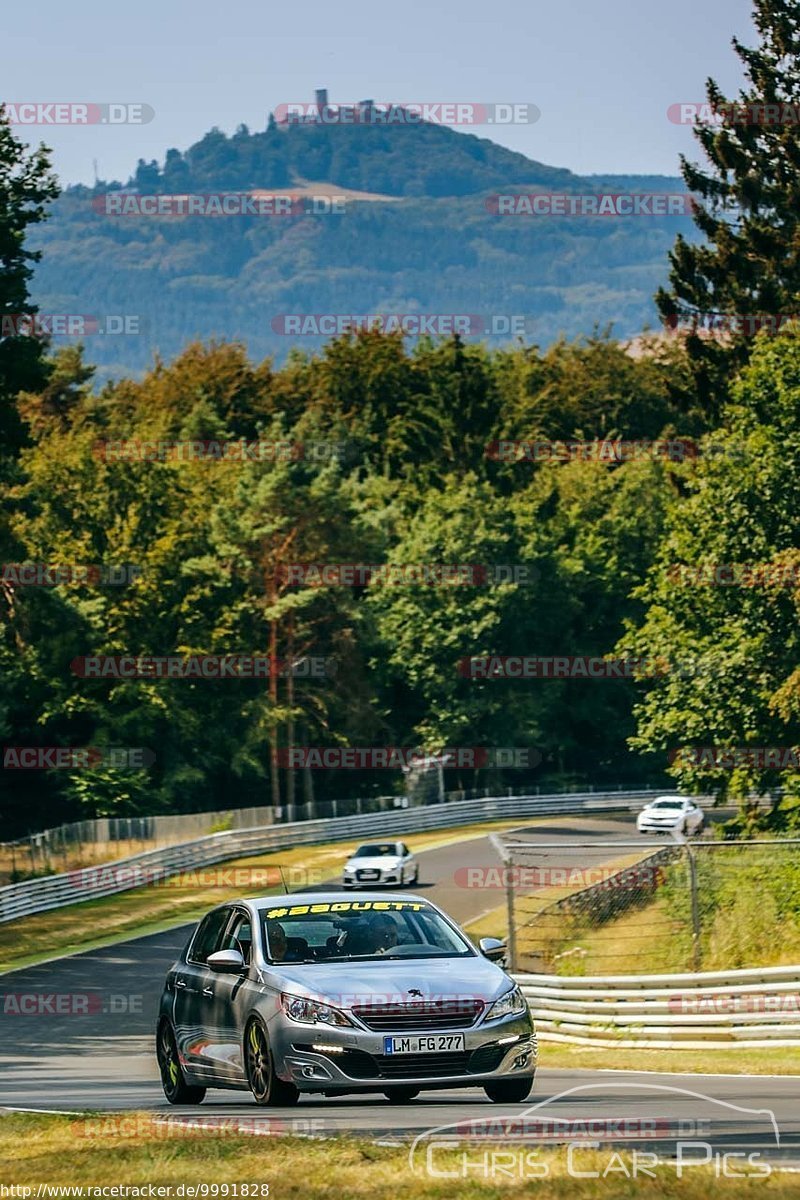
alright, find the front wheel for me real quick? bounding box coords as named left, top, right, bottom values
left=484, top=1076, right=534, bottom=1103
left=245, top=1018, right=299, bottom=1107
left=384, top=1087, right=420, bottom=1103
left=157, top=1021, right=206, bottom=1105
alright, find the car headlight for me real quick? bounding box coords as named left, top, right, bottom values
left=281, top=992, right=353, bottom=1027
left=484, top=986, right=528, bottom=1022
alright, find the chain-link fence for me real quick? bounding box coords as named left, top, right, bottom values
left=491, top=833, right=800, bottom=976
left=1, top=782, right=659, bottom=882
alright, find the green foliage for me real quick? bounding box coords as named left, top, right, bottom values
left=2, top=328, right=701, bottom=833
left=657, top=0, right=800, bottom=413
left=622, top=328, right=800, bottom=812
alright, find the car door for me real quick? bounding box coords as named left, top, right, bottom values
left=174, top=905, right=233, bottom=1078
left=201, top=907, right=256, bottom=1081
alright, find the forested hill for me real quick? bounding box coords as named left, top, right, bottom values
left=29, top=115, right=689, bottom=381
left=121, top=117, right=581, bottom=196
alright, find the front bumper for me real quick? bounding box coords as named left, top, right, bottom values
left=343, top=870, right=402, bottom=887
left=269, top=1012, right=536, bottom=1091
left=637, top=819, right=681, bottom=833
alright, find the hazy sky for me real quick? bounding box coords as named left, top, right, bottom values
left=5, top=0, right=756, bottom=187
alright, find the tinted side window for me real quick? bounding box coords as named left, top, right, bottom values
left=221, top=911, right=253, bottom=964
left=188, top=908, right=231, bottom=964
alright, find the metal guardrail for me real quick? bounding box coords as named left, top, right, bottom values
left=517, top=964, right=800, bottom=1048
left=0, top=788, right=662, bottom=925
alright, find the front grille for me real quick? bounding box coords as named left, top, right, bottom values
left=352, top=999, right=484, bottom=1031
left=373, top=1052, right=472, bottom=1078
left=294, top=1042, right=506, bottom=1081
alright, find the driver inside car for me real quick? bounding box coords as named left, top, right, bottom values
left=265, top=919, right=288, bottom=962
left=369, top=913, right=400, bottom=953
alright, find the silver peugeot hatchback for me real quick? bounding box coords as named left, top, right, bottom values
left=157, top=891, right=536, bottom=1106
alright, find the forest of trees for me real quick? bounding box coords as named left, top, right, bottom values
left=28, top=117, right=690, bottom=380
left=3, top=0, right=800, bottom=838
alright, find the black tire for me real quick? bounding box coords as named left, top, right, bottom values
left=157, top=1021, right=206, bottom=1105
left=484, top=1076, right=535, bottom=1103
left=244, top=1018, right=299, bottom=1107
left=383, top=1087, right=420, bottom=1103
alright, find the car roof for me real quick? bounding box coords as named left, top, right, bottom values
left=652, top=794, right=686, bottom=802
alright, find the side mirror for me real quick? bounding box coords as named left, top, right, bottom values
left=207, top=948, right=246, bottom=973
left=479, top=937, right=507, bottom=962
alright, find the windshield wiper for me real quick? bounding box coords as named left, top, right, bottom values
left=379, top=949, right=456, bottom=959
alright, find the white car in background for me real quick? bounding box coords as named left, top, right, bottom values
left=343, top=841, right=419, bottom=888
left=637, top=795, right=705, bottom=836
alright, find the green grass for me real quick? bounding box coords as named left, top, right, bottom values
left=541, top=846, right=800, bottom=976
left=540, top=1041, right=800, bottom=1075
left=0, top=1112, right=794, bottom=1196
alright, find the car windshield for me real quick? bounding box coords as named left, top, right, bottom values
left=352, top=844, right=397, bottom=858
left=652, top=800, right=683, bottom=809
left=258, top=899, right=473, bottom=963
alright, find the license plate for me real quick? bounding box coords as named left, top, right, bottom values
left=383, top=1034, right=466, bottom=1055
left=359, top=871, right=380, bottom=879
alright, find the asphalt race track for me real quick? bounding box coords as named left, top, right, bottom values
left=2, top=815, right=799, bottom=1167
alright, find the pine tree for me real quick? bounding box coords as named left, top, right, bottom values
left=656, top=0, right=800, bottom=411
left=0, top=108, right=59, bottom=461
